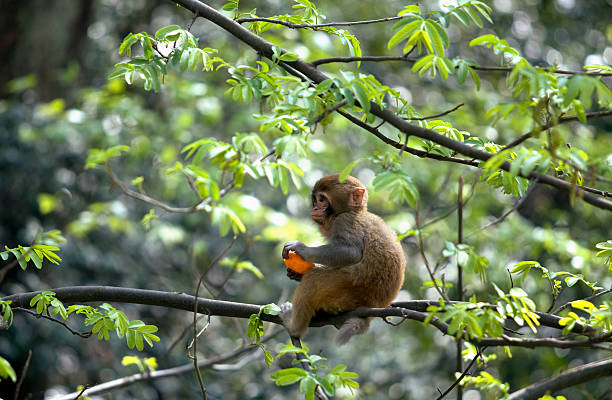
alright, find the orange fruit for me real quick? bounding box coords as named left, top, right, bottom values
left=283, top=252, right=315, bottom=274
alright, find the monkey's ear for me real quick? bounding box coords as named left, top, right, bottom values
left=349, top=187, right=366, bottom=207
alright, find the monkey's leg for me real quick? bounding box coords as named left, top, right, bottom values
left=287, top=288, right=317, bottom=339
left=279, top=302, right=293, bottom=326
left=336, top=315, right=371, bottom=345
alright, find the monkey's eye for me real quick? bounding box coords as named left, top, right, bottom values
left=317, top=194, right=329, bottom=206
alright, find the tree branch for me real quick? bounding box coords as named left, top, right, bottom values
left=465, top=177, right=539, bottom=239
left=552, top=287, right=612, bottom=315
left=507, top=357, right=612, bottom=400
left=310, top=55, right=612, bottom=76
left=105, top=166, right=204, bottom=214
left=172, top=0, right=612, bottom=211
left=337, top=109, right=610, bottom=199
left=49, top=329, right=282, bottom=400
left=13, top=307, right=92, bottom=338
left=235, top=16, right=403, bottom=29
left=435, top=347, right=481, bottom=400
left=501, top=110, right=612, bottom=151
left=5, top=287, right=610, bottom=350
left=405, top=103, right=465, bottom=121
left=336, top=109, right=480, bottom=167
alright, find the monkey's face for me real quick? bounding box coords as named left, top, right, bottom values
left=311, top=191, right=332, bottom=225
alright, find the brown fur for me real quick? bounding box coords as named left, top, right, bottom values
left=281, top=174, right=405, bottom=342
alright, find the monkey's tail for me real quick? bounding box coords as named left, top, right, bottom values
left=336, top=317, right=371, bottom=345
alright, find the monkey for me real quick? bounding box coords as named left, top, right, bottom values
left=280, top=174, right=406, bottom=344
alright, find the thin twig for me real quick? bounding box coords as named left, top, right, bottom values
left=456, top=177, right=464, bottom=400
left=188, top=313, right=211, bottom=351
left=310, top=55, right=612, bottom=77
left=105, top=165, right=236, bottom=214
left=50, top=330, right=282, bottom=400
left=405, top=104, right=465, bottom=121
left=507, top=268, right=514, bottom=289
left=162, top=316, right=206, bottom=360
left=415, top=209, right=450, bottom=302
left=501, top=110, right=612, bottom=151
left=186, top=10, right=199, bottom=31
left=13, top=308, right=92, bottom=338
left=465, top=177, right=539, bottom=239
left=406, top=173, right=479, bottom=235
left=419, top=169, right=453, bottom=221
left=552, top=152, right=612, bottom=186
left=74, top=385, right=89, bottom=399
left=552, top=287, right=612, bottom=315
left=309, top=99, right=347, bottom=126
left=106, top=166, right=203, bottom=213
left=435, top=347, right=482, bottom=400
left=14, top=349, right=32, bottom=400
left=191, top=235, right=238, bottom=399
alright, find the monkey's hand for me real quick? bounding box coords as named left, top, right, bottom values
left=282, top=240, right=308, bottom=260
left=286, top=268, right=303, bottom=281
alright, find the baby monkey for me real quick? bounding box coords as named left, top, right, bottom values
left=281, top=174, right=405, bottom=344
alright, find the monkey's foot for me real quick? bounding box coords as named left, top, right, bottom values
left=336, top=317, right=369, bottom=345
left=279, top=302, right=293, bottom=325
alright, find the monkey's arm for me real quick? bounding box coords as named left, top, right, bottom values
left=283, top=241, right=362, bottom=267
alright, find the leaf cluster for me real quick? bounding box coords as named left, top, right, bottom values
left=29, top=292, right=160, bottom=351
left=270, top=343, right=359, bottom=400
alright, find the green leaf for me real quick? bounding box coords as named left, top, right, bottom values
left=261, top=303, right=281, bottom=315
left=339, top=160, right=361, bottom=182
left=118, top=33, right=138, bottom=56
left=314, top=375, right=335, bottom=396
left=398, top=5, right=421, bottom=16
left=142, top=36, right=154, bottom=60
left=571, top=300, right=595, bottom=314
left=271, top=368, right=307, bottom=386
left=595, top=240, right=612, bottom=270
left=351, top=81, right=370, bottom=114
left=482, top=150, right=509, bottom=172
left=464, top=6, right=483, bottom=28
left=388, top=19, right=422, bottom=50
left=155, top=25, right=182, bottom=40
left=0, top=356, right=16, bottom=383
left=299, top=376, right=316, bottom=398
left=278, top=344, right=307, bottom=356
left=279, top=52, right=299, bottom=62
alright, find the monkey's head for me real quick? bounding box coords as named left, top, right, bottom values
left=311, top=174, right=368, bottom=226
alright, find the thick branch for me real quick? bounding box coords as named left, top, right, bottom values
left=507, top=357, right=612, bottom=400
left=173, top=0, right=612, bottom=210
left=337, top=109, right=610, bottom=198
left=5, top=287, right=610, bottom=350
left=3, top=286, right=269, bottom=322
